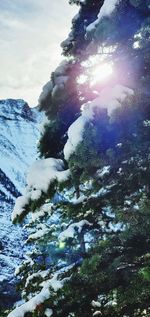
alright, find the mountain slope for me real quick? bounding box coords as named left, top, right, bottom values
left=0, top=99, right=41, bottom=201
left=0, top=99, right=42, bottom=309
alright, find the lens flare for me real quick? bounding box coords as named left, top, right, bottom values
left=91, top=63, right=113, bottom=85
left=58, top=241, right=66, bottom=249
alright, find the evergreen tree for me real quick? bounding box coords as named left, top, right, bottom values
left=8, top=1, right=150, bottom=317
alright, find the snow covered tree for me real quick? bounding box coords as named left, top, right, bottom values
left=8, top=1, right=150, bottom=317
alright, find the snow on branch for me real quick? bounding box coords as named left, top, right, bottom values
left=12, top=158, right=70, bottom=222
left=7, top=273, right=62, bottom=317
left=26, top=224, right=50, bottom=243
left=59, top=220, right=92, bottom=242
left=27, top=158, right=70, bottom=192
left=8, top=264, right=75, bottom=317
left=86, top=0, right=120, bottom=35
left=64, top=85, right=134, bottom=160
left=38, top=60, right=71, bottom=108
left=64, top=115, right=88, bottom=160
left=25, top=269, right=50, bottom=289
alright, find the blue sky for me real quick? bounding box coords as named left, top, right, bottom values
left=0, top=0, right=77, bottom=106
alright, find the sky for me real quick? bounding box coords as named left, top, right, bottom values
left=0, top=0, right=77, bottom=107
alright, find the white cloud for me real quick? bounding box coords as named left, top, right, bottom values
left=0, top=0, right=77, bottom=106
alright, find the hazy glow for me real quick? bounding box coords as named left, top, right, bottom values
left=91, top=63, right=113, bottom=85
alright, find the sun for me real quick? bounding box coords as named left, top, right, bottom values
left=77, top=62, right=113, bottom=86
left=77, top=52, right=114, bottom=88
left=91, top=63, right=113, bottom=85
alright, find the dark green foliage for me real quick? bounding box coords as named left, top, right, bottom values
left=62, top=0, right=104, bottom=58
left=22, top=101, right=150, bottom=314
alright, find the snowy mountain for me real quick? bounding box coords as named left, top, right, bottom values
left=0, top=99, right=42, bottom=309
